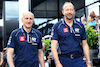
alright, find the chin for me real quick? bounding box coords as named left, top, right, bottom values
left=66, top=17, right=73, bottom=20
left=26, top=25, right=32, bottom=27
left=26, top=27, right=32, bottom=29
left=25, top=26, right=32, bottom=28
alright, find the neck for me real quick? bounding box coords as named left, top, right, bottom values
left=64, top=17, right=73, bottom=27
left=23, top=26, right=32, bottom=33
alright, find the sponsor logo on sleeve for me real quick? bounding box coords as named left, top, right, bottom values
left=7, top=36, right=12, bottom=45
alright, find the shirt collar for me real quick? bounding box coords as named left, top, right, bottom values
left=62, top=18, right=76, bottom=24
left=62, top=18, right=77, bottom=27
left=21, top=26, right=34, bottom=34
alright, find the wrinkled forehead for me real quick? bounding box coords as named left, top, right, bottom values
left=22, top=12, right=34, bottom=19
left=23, top=13, right=33, bottom=18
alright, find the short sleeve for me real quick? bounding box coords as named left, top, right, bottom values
left=51, top=24, right=58, bottom=40
left=7, top=31, right=16, bottom=48
left=38, top=33, right=43, bottom=49
left=81, top=25, right=87, bottom=40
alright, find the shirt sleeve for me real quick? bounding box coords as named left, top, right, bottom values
left=81, top=25, right=87, bottom=40
left=38, top=33, right=43, bottom=49
left=7, top=31, right=16, bottom=48
left=51, top=24, right=58, bottom=40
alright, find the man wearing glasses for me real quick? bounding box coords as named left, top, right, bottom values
left=7, top=11, right=45, bottom=67
left=51, top=2, right=92, bottom=67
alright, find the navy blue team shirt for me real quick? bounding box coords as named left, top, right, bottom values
left=51, top=19, right=87, bottom=55
left=7, top=26, right=42, bottom=67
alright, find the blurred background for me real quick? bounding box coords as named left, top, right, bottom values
left=0, top=0, right=100, bottom=67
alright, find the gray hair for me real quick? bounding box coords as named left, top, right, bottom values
left=22, top=11, right=34, bottom=19
left=62, top=2, right=74, bottom=10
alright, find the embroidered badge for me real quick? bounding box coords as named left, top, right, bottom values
left=63, top=28, right=68, bottom=33
left=32, top=37, right=36, bottom=42
left=75, top=28, right=80, bottom=36
left=20, top=36, right=25, bottom=41
left=75, top=28, right=79, bottom=33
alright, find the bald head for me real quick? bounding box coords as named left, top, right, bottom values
left=62, top=2, right=75, bottom=20
left=62, top=2, right=74, bottom=10
left=22, top=11, right=34, bottom=19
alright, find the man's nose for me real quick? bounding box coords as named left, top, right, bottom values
left=68, top=10, right=72, bottom=13
left=27, top=19, right=31, bottom=22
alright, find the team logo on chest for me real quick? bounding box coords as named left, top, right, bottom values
left=20, top=36, right=25, bottom=41
left=75, top=28, right=79, bottom=33
left=75, top=28, right=80, bottom=36
left=63, top=28, right=68, bottom=33
left=32, top=37, right=37, bottom=45
left=32, top=37, right=36, bottom=42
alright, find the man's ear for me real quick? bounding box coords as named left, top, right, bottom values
left=62, top=10, right=64, bottom=15
left=33, top=20, right=34, bottom=23
left=74, top=10, right=75, bottom=13
left=21, top=18, right=23, bottom=23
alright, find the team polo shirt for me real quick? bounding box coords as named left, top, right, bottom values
left=51, top=19, right=86, bottom=55
left=7, top=27, right=42, bottom=67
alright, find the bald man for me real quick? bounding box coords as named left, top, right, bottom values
left=7, top=11, right=45, bottom=67
left=51, top=2, right=92, bottom=67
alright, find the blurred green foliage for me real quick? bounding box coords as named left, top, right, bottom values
left=85, top=25, right=98, bottom=50
left=42, top=39, right=51, bottom=50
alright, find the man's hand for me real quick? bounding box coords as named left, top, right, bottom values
left=56, top=63, right=63, bottom=67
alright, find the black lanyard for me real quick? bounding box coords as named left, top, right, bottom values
left=64, top=20, right=74, bottom=34
left=23, top=32, right=32, bottom=44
